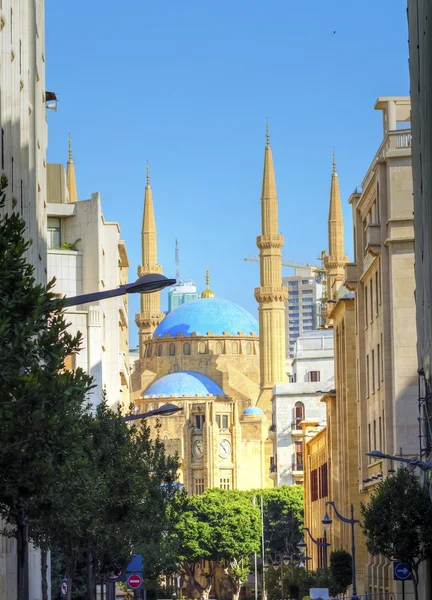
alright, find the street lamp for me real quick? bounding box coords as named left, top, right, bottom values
left=322, top=502, right=360, bottom=599
left=121, top=402, right=182, bottom=422
left=302, top=527, right=331, bottom=568
left=367, top=449, right=432, bottom=472
left=63, top=273, right=176, bottom=307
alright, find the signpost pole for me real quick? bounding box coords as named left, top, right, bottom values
left=402, top=579, right=405, bottom=600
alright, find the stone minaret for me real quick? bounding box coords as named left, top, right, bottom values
left=135, top=164, right=165, bottom=357
left=67, top=136, right=78, bottom=203
left=324, top=151, right=348, bottom=304
left=254, top=125, right=287, bottom=412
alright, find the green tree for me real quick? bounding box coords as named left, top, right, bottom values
left=0, top=174, right=93, bottom=600
left=260, top=486, right=304, bottom=554
left=361, top=468, right=432, bottom=600
left=171, top=489, right=261, bottom=600
left=329, top=550, right=352, bottom=595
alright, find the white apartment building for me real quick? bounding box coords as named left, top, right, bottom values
left=47, top=161, right=130, bottom=410
left=0, top=1, right=49, bottom=598
left=284, top=267, right=324, bottom=363
left=270, top=330, right=334, bottom=485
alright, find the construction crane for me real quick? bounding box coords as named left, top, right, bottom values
left=175, top=238, right=181, bottom=284
left=244, top=254, right=326, bottom=274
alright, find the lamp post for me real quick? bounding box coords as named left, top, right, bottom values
left=298, top=527, right=330, bottom=568
left=367, top=449, right=432, bottom=472
left=63, top=273, right=176, bottom=307
left=322, top=502, right=360, bottom=598
left=121, top=403, right=182, bottom=422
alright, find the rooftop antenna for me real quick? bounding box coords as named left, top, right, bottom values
left=175, top=238, right=181, bottom=284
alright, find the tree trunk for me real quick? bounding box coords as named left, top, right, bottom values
left=66, top=563, right=75, bottom=600
left=87, top=551, right=94, bottom=600
left=16, top=513, right=29, bottom=600
left=41, top=545, right=48, bottom=600
left=200, top=583, right=212, bottom=600
left=232, top=584, right=241, bottom=600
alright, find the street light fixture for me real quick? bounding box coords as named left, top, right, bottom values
left=322, top=501, right=360, bottom=599
left=303, top=527, right=330, bottom=568
left=367, top=449, right=432, bottom=472
left=121, top=402, right=182, bottom=422
left=282, top=554, right=290, bottom=566
left=297, top=538, right=307, bottom=555
left=63, top=273, right=176, bottom=307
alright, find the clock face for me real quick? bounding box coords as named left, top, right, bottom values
left=219, top=439, right=232, bottom=459
left=192, top=438, right=204, bottom=459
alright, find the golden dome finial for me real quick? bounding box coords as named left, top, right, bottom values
left=332, top=147, right=337, bottom=174
left=201, top=267, right=215, bottom=298
left=266, top=119, right=270, bottom=148
left=146, top=161, right=151, bottom=187
left=68, top=133, right=73, bottom=162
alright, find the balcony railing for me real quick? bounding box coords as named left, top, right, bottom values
left=270, top=464, right=277, bottom=473
left=292, top=462, right=304, bottom=472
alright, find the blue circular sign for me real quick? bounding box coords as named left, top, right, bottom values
left=394, top=562, right=412, bottom=581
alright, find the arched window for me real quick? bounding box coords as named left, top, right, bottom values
left=169, top=343, right=176, bottom=356
left=198, top=342, right=207, bottom=354
left=147, top=404, right=153, bottom=412
left=183, top=342, right=191, bottom=356
left=294, top=401, right=304, bottom=430
left=246, top=342, right=252, bottom=355
left=215, top=341, right=223, bottom=354
left=232, top=342, right=239, bottom=355
left=157, top=344, right=163, bottom=357
left=146, top=345, right=152, bottom=358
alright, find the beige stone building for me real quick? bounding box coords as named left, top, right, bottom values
left=131, top=130, right=287, bottom=492
left=344, top=96, right=417, bottom=593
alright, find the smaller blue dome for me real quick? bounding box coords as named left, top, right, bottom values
left=243, top=406, right=264, bottom=416
left=143, top=371, right=225, bottom=398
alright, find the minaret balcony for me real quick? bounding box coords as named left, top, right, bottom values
left=256, top=233, right=284, bottom=250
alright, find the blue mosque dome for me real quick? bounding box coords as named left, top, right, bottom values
left=153, top=298, right=259, bottom=338
left=243, top=406, right=264, bottom=416
left=143, top=371, right=226, bottom=398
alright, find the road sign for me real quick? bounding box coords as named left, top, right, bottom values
left=394, top=562, right=412, bottom=581
left=127, top=554, right=143, bottom=572
left=127, top=573, right=143, bottom=590
left=110, top=569, right=124, bottom=582
left=60, top=579, right=68, bottom=598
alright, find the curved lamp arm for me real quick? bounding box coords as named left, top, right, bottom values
left=304, top=528, right=330, bottom=548
left=326, top=501, right=360, bottom=525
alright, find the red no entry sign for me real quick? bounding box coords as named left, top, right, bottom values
left=127, top=573, right=142, bottom=589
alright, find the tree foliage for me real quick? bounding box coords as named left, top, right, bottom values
left=171, top=489, right=261, bottom=600
left=361, top=468, right=432, bottom=600
left=0, top=174, right=94, bottom=600
left=329, top=549, right=352, bottom=595
left=258, top=486, right=304, bottom=553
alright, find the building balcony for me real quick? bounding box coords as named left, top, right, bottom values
left=292, top=462, right=304, bottom=474
left=291, top=428, right=303, bottom=437
left=269, top=464, right=277, bottom=479
left=365, top=224, right=381, bottom=255
left=268, top=424, right=276, bottom=439
left=344, top=263, right=358, bottom=291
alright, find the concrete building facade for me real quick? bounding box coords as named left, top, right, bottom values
left=284, top=268, right=324, bottom=362
left=0, top=1, right=49, bottom=597
left=47, top=152, right=130, bottom=410
left=271, top=330, right=334, bottom=486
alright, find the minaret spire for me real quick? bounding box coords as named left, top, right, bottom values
left=324, top=149, right=348, bottom=310
left=254, top=125, right=287, bottom=412
left=66, top=134, right=78, bottom=203
left=135, top=162, right=165, bottom=357
left=201, top=266, right=215, bottom=298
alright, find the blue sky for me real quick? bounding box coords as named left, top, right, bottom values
left=46, top=0, right=409, bottom=347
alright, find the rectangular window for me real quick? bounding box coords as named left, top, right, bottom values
left=294, top=441, right=303, bottom=471
left=375, top=271, right=379, bottom=315
left=216, top=414, right=229, bottom=429
left=47, top=217, right=61, bottom=249
left=365, top=285, right=368, bottom=326
left=302, top=279, right=313, bottom=285
left=289, top=291, right=299, bottom=296
left=373, top=420, right=377, bottom=449
left=308, top=371, right=320, bottom=382
left=219, top=477, right=230, bottom=490
left=370, top=279, right=374, bottom=323
left=288, top=298, right=299, bottom=304
left=288, top=281, right=298, bottom=287
left=368, top=423, right=371, bottom=463
left=382, top=410, right=385, bottom=452
left=195, top=414, right=205, bottom=430
left=377, top=344, right=381, bottom=388
left=379, top=416, right=382, bottom=451
left=321, top=462, right=328, bottom=498
left=311, top=469, right=318, bottom=502
left=381, top=333, right=384, bottom=381
left=372, top=349, right=375, bottom=393
left=195, top=477, right=205, bottom=495
left=366, top=355, right=370, bottom=397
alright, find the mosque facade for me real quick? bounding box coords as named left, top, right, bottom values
left=131, top=130, right=286, bottom=492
